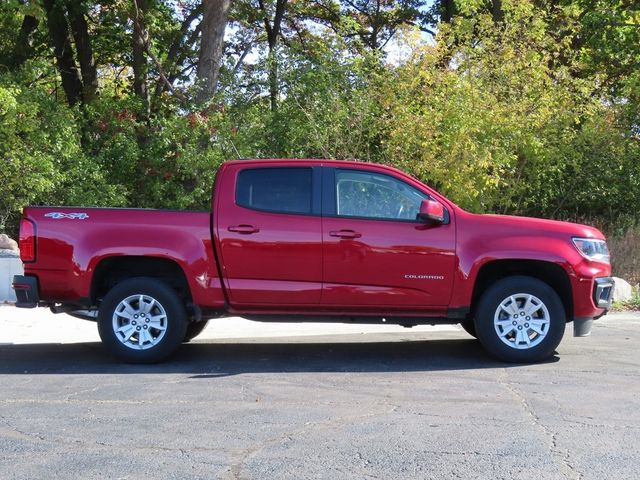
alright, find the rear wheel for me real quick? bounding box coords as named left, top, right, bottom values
left=98, top=277, right=187, bottom=363
left=183, top=320, right=209, bottom=343
left=475, top=276, right=566, bottom=363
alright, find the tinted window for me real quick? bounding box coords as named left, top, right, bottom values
left=336, top=170, right=427, bottom=220
left=236, top=167, right=312, bottom=214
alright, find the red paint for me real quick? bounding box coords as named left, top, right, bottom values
left=321, top=216, right=455, bottom=307
left=450, top=210, right=610, bottom=318
left=213, top=161, right=322, bottom=306
left=419, top=199, right=445, bottom=223
left=21, top=209, right=222, bottom=308
left=17, top=159, right=611, bottom=323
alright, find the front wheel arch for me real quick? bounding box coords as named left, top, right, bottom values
left=470, top=259, right=573, bottom=323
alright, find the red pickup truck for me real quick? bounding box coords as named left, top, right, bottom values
left=12, top=159, right=613, bottom=363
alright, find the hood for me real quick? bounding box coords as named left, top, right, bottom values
left=460, top=211, right=605, bottom=240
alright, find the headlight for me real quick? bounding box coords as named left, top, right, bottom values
left=572, top=237, right=610, bottom=263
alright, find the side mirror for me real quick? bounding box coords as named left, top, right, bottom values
left=417, top=199, right=445, bottom=224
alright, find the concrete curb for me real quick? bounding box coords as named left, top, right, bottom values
left=0, top=256, right=22, bottom=304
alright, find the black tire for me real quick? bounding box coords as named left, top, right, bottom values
left=97, top=277, right=188, bottom=363
left=460, top=319, right=477, bottom=338
left=475, top=276, right=566, bottom=363
left=183, top=320, right=209, bottom=343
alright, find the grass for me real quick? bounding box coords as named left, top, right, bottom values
left=612, top=290, right=640, bottom=312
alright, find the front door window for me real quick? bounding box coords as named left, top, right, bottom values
left=335, top=170, right=427, bottom=221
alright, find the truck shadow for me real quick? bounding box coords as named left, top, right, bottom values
left=0, top=337, right=559, bottom=375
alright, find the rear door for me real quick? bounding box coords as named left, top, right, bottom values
left=321, top=167, right=456, bottom=308
left=214, top=163, right=322, bottom=306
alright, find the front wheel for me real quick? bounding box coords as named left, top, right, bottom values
left=475, top=276, right=566, bottom=363
left=97, top=277, right=188, bottom=363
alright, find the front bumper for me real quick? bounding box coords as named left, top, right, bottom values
left=12, top=275, right=39, bottom=308
left=573, top=276, right=614, bottom=337
left=593, top=277, right=614, bottom=310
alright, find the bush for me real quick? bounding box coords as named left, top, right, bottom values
left=0, top=81, right=122, bottom=235
left=609, top=226, right=640, bottom=285
left=378, top=8, right=640, bottom=224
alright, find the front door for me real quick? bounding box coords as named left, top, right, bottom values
left=321, top=167, right=455, bottom=309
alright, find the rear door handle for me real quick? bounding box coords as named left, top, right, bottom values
left=228, top=224, right=260, bottom=234
left=329, top=230, right=362, bottom=239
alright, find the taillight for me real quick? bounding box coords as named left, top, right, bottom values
left=19, top=218, right=36, bottom=262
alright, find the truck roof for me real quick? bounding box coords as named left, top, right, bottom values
left=222, top=158, right=366, bottom=167
left=221, top=158, right=409, bottom=176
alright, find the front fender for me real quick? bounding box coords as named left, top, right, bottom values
left=450, top=235, right=579, bottom=308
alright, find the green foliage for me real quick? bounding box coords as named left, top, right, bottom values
left=0, top=0, right=639, bottom=243
left=260, top=48, right=383, bottom=160
left=378, top=4, right=640, bottom=224
left=70, top=96, right=229, bottom=212
left=0, top=78, right=122, bottom=232
left=612, top=287, right=640, bottom=312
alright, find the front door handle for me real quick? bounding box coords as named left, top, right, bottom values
left=228, top=224, right=260, bottom=234
left=329, top=230, right=362, bottom=239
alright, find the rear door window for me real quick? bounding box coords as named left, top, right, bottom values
left=236, top=167, right=313, bottom=214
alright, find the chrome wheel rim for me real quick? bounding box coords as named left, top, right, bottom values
left=112, top=294, right=168, bottom=350
left=494, top=293, right=550, bottom=350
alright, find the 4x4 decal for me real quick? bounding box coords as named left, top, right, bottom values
left=44, top=212, right=90, bottom=220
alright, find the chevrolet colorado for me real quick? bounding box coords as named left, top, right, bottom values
left=12, top=159, right=614, bottom=363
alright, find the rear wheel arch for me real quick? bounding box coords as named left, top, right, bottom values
left=91, top=256, right=192, bottom=305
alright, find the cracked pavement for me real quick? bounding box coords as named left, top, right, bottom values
left=0, top=312, right=639, bottom=479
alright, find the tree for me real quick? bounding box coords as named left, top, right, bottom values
left=8, top=13, right=39, bottom=69
left=40, top=0, right=98, bottom=106
left=131, top=0, right=150, bottom=113
left=305, top=0, right=431, bottom=51
left=1, top=0, right=639, bottom=240
left=258, top=0, right=287, bottom=111
left=42, top=0, right=83, bottom=106
left=153, top=3, right=203, bottom=99
left=66, top=0, right=98, bottom=102
left=196, top=0, right=233, bottom=103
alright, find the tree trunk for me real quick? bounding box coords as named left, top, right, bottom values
left=439, top=0, right=455, bottom=23
left=43, top=0, right=83, bottom=107
left=196, top=0, right=232, bottom=103
left=154, top=4, right=203, bottom=99
left=9, top=14, right=39, bottom=69
left=492, top=0, right=504, bottom=23
left=259, top=0, right=288, bottom=112
left=66, top=1, right=98, bottom=102
left=132, top=0, right=150, bottom=116
left=267, top=49, right=278, bottom=112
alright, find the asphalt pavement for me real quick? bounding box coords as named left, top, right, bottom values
left=0, top=307, right=638, bottom=480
